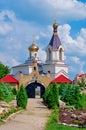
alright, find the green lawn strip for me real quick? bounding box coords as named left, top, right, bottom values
left=45, top=108, right=86, bottom=130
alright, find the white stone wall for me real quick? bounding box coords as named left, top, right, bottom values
left=12, top=65, right=33, bottom=76
left=43, top=64, right=55, bottom=74
left=55, top=65, right=68, bottom=74
left=43, top=63, right=68, bottom=80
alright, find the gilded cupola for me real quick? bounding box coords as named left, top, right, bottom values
left=28, top=41, right=39, bottom=52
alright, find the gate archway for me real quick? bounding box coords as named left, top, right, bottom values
left=25, top=82, right=45, bottom=98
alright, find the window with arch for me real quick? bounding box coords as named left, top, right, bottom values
left=59, top=48, right=63, bottom=61
left=34, top=66, right=36, bottom=71
left=48, top=48, right=51, bottom=60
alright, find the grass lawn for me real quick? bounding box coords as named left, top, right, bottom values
left=46, top=123, right=86, bottom=130
left=45, top=108, right=86, bottom=130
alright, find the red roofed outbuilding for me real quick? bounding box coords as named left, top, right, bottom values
left=51, top=74, right=72, bottom=83
left=0, top=74, right=19, bottom=90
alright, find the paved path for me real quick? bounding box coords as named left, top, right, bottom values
left=0, top=99, right=51, bottom=130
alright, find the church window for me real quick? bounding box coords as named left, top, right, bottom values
left=34, top=67, right=36, bottom=71
left=48, top=48, right=51, bottom=60
left=59, top=48, right=62, bottom=61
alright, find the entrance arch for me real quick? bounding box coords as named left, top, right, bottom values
left=25, top=82, right=45, bottom=98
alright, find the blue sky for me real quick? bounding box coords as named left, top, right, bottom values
left=0, top=0, right=86, bottom=79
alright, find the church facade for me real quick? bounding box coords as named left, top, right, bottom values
left=12, top=21, right=69, bottom=98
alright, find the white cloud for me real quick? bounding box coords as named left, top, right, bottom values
left=38, top=49, right=46, bottom=62
left=0, top=52, right=20, bottom=67
left=71, top=56, right=81, bottom=64
left=0, top=10, right=15, bottom=21
left=69, top=56, right=85, bottom=74
left=58, top=24, right=86, bottom=55
left=28, top=0, right=86, bottom=21
left=0, top=10, right=49, bottom=67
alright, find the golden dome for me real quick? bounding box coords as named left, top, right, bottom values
left=53, top=22, right=58, bottom=28
left=28, top=42, right=39, bottom=52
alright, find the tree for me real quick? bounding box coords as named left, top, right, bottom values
left=16, top=84, right=28, bottom=109
left=12, top=87, right=17, bottom=95
left=0, top=83, right=14, bottom=102
left=0, top=88, right=4, bottom=101
left=43, top=83, right=59, bottom=108
left=77, top=77, right=86, bottom=91
left=0, top=62, right=10, bottom=78
left=60, top=83, right=83, bottom=108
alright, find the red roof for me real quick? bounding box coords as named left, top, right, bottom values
left=0, top=74, right=19, bottom=83
left=52, top=74, right=72, bottom=83
left=78, top=74, right=86, bottom=77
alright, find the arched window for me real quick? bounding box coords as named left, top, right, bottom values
left=59, top=48, right=62, bottom=61
left=34, top=67, right=36, bottom=71
left=48, top=48, right=51, bottom=60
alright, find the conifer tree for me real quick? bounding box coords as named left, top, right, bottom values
left=16, top=84, right=28, bottom=109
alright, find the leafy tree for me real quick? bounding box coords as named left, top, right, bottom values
left=0, top=88, right=4, bottom=101
left=77, top=77, right=86, bottom=90
left=16, top=84, right=28, bottom=109
left=59, top=83, right=83, bottom=108
left=59, top=83, right=66, bottom=96
left=43, top=83, right=59, bottom=108
left=12, top=87, right=17, bottom=95
left=0, top=83, right=14, bottom=102
left=0, top=62, right=10, bottom=78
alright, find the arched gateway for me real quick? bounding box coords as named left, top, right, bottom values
left=25, top=82, right=45, bottom=98
left=19, top=73, right=50, bottom=98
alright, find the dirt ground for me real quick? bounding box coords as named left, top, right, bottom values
left=59, top=108, right=86, bottom=125
left=0, top=99, right=51, bottom=130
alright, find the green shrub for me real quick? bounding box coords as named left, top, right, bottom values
left=43, top=83, right=59, bottom=108
left=12, top=87, right=17, bottom=95
left=16, top=84, right=28, bottom=109
left=0, top=88, right=4, bottom=101
left=79, top=94, right=86, bottom=110
left=0, top=62, right=10, bottom=78
left=59, top=83, right=83, bottom=109
left=0, top=83, right=14, bottom=102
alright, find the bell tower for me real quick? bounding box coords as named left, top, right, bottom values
left=43, top=20, right=69, bottom=80
left=46, top=21, right=65, bottom=64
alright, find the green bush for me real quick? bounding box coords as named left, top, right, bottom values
left=0, top=88, right=4, bottom=101
left=59, top=83, right=83, bottom=109
left=43, top=83, right=59, bottom=108
left=0, top=62, right=10, bottom=78
left=12, top=87, right=17, bottom=95
left=79, top=94, right=86, bottom=110
left=16, top=84, right=28, bottom=109
left=0, top=83, right=14, bottom=102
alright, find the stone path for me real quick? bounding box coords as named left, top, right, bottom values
left=0, top=99, right=51, bottom=130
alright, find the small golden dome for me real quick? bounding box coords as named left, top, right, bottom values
left=53, top=22, right=58, bottom=28
left=28, top=42, right=39, bottom=52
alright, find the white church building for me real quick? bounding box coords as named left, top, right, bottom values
left=12, top=21, right=69, bottom=81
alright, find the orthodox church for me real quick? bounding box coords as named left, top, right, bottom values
left=11, top=21, right=71, bottom=98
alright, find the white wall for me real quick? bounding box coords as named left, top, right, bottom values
left=12, top=65, right=33, bottom=76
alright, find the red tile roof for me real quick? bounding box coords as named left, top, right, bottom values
left=0, top=74, right=19, bottom=83
left=78, top=74, right=86, bottom=77
left=52, top=74, right=72, bottom=83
